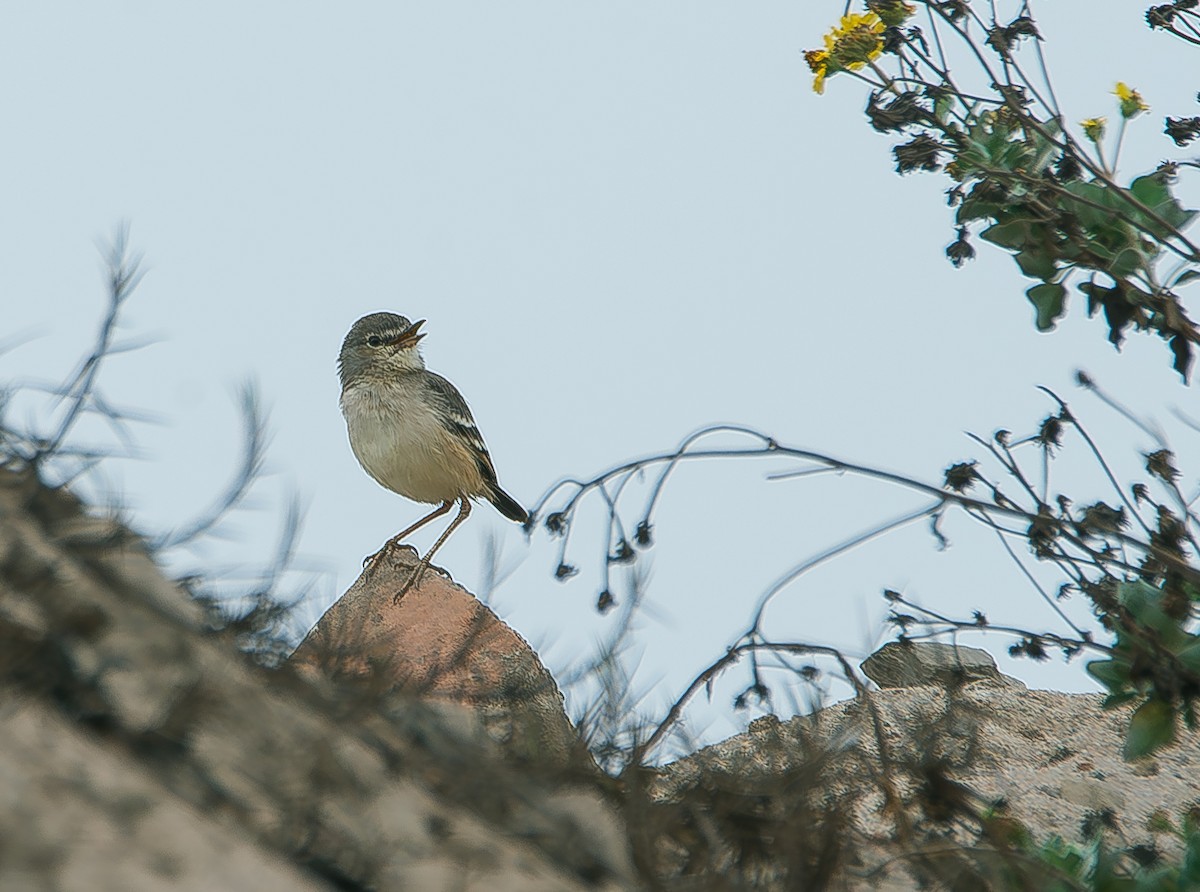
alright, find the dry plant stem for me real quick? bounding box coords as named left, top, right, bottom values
left=1028, top=9, right=1063, bottom=118
left=898, top=34, right=997, bottom=107
left=985, top=519, right=1088, bottom=636
left=1037, top=387, right=1155, bottom=536
left=538, top=424, right=1198, bottom=582
left=918, top=4, right=1193, bottom=263
left=1077, top=379, right=1200, bottom=549
left=154, top=383, right=269, bottom=550
left=748, top=501, right=940, bottom=633
left=973, top=7, right=1058, bottom=120
left=864, top=844, right=1089, bottom=891
left=1079, top=376, right=1166, bottom=445
left=893, top=593, right=1106, bottom=655
left=918, top=56, right=1186, bottom=265
left=39, top=226, right=145, bottom=460
left=631, top=641, right=866, bottom=763
left=1166, top=23, right=1200, bottom=46
left=639, top=424, right=770, bottom=524
left=629, top=639, right=917, bottom=847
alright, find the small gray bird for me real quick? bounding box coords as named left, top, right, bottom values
left=338, top=312, right=528, bottom=598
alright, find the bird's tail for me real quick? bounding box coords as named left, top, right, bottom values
left=488, top=485, right=529, bottom=525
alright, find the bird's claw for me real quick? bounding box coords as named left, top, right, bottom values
left=391, top=564, right=428, bottom=604
left=363, top=537, right=399, bottom=574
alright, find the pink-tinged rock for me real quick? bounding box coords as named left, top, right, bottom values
left=289, top=545, right=578, bottom=765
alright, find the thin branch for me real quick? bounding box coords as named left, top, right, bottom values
left=38, top=224, right=145, bottom=459
left=749, top=501, right=943, bottom=632
left=631, top=641, right=866, bottom=763
left=153, top=381, right=270, bottom=550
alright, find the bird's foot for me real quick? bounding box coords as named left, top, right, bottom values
left=362, top=537, right=400, bottom=576
left=362, top=550, right=383, bottom=575
left=392, top=561, right=430, bottom=604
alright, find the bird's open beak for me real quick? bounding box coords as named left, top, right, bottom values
left=388, top=319, right=426, bottom=349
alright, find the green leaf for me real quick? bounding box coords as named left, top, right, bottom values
left=981, top=220, right=1034, bottom=250
left=1129, top=172, right=1173, bottom=211
left=1108, top=243, right=1145, bottom=279
left=1184, top=823, right=1200, bottom=883
left=1176, top=637, right=1200, bottom=674
left=1120, top=580, right=1189, bottom=647
left=1027, top=282, right=1066, bottom=331
left=1087, top=658, right=1131, bottom=693
left=1102, top=691, right=1138, bottom=709
left=955, top=179, right=1012, bottom=223
left=1015, top=248, right=1058, bottom=281
left=1061, top=181, right=1118, bottom=230
left=1172, top=269, right=1200, bottom=288
left=1130, top=172, right=1197, bottom=234
left=933, top=92, right=953, bottom=125
left=1083, top=238, right=1115, bottom=262
left=1125, top=698, right=1176, bottom=760
left=1028, top=126, right=1062, bottom=176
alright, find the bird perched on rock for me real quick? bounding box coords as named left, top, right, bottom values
left=338, top=312, right=527, bottom=599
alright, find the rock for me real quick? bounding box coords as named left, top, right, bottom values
left=656, top=673, right=1200, bottom=890
left=861, top=641, right=1016, bottom=689
left=3, top=700, right=327, bottom=892
left=1060, top=777, right=1125, bottom=812
left=288, top=544, right=580, bottom=768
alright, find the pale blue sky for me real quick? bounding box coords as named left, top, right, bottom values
left=4, top=2, right=1198, bottom=751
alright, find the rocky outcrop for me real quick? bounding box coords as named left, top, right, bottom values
left=860, top=640, right=1022, bottom=689
left=656, top=644, right=1196, bottom=889
left=0, top=464, right=631, bottom=891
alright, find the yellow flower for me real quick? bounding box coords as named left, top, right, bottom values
left=806, top=12, right=886, bottom=95
left=1081, top=117, right=1106, bottom=142
left=1113, top=82, right=1148, bottom=119
left=804, top=48, right=830, bottom=94
left=828, top=12, right=886, bottom=67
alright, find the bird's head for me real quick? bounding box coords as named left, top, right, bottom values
left=338, top=312, right=427, bottom=387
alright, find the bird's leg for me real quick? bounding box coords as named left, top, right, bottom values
left=363, top=500, right=453, bottom=573
left=393, top=498, right=472, bottom=602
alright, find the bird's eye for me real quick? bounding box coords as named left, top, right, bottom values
left=367, top=336, right=383, bottom=348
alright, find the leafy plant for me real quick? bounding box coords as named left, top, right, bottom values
left=807, top=1, right=1200, bottom=377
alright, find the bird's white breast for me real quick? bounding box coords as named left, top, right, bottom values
left=340, top=380, right=480, bottom=504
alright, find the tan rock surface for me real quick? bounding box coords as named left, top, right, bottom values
left=861, top=640, right=1022, bottom=689
left=659, top=663, right=1199, bottom=889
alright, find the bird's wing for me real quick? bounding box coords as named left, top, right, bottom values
left=423, top=372, right=500, bottom=486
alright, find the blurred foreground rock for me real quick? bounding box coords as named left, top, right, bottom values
left=0, top=465, right=629, bottom=891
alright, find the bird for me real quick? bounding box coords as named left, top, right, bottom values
left=337, top=312, right=528, bottom=599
